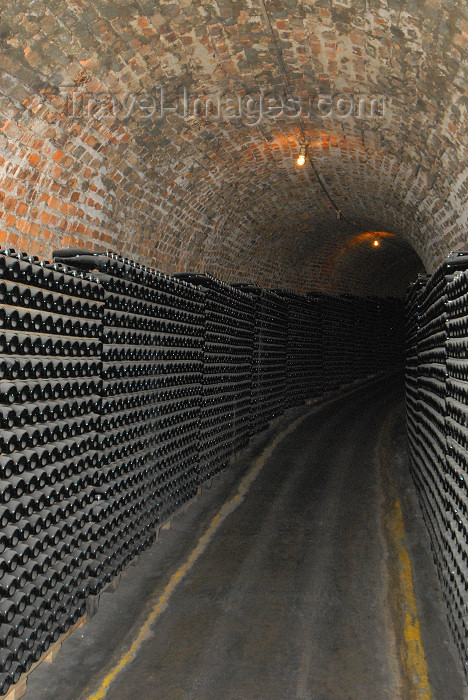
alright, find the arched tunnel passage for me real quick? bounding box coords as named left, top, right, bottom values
left=0, top=0, right=465, bottom=288
left=0, top=0, right=466, bottom=698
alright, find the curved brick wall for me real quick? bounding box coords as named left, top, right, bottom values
left=0, top=0, right=466, bottom=295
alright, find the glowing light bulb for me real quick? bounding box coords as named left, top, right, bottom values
left=297, top=153, right=306, bottom=166
left=373, top=240, right=379, bottom=247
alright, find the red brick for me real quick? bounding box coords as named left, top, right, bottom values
left=53, top=152, right=65, bottom=167
left=4, top=196, right=17, bottom=211
left=51, top=165, right=63, bottom=179
left=28, top=153, right=41, bottom=167
left=30, top=240, right=43, bottom=256
left=47, top=195, right=60, bottom=210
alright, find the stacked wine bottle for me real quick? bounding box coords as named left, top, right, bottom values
left=275, top=291, right=322, bottom=408
left=444, top=263, right=468, bottom=667
left=309, top=294, right=349, bottom=393
left=54, top=251, right=205, bottom=561
left=408, top=267, right=451, bottom=616
left=228, top=287, right=255, bottom=453
left=337, top=297, right=356, bottom=387
left=235, top=287, right=288, bottom=432
left=0, top=250, right=103, bottom=691
left=174, top=274, right=254, bottom=483
left=342, top=295, right=374, bottom=382
left=370, top=297, right=403, bottom=374
left=405, top=275, right=428, bottom=483
left=405, top=250, right=468, bottom=679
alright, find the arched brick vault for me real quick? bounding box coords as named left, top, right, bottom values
left=0, top=0, right=466, bottom=296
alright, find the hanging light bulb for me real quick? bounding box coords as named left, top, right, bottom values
left=297, top=144, right=308, bottom=167
left=373, top=239, right=380, bottom=247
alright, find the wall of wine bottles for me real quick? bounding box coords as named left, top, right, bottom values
left=405, top=250, right=468, bottom=679
left=278, top=292, right=324, bottom=407
left=0, top=251, right=103, bottom=689
left=233, top=286, right=288, bottom=432
left=173, top=274, right=255, bottom=483
left=0, top=246, right=404, bottom=696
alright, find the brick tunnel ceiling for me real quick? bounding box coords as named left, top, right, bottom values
left=0, top=0, right=466, bottom=296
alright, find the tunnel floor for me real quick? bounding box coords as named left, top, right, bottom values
left=23, top=377, right=464, bottom=700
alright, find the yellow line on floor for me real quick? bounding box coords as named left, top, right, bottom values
left=376, top=405, right=432, bottom=699
left=87, top=409, right=312, bottom=700
left=390, top=498, right=432, bottom=699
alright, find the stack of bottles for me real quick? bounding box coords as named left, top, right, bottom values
left=407, top=268, right=449, bottom=613
left=373, top=297, right=406, bottom=373
left=343, top=295, right=377, bottom=382
left=405, top=250, right=468, bottom=678
left=337, top=297, right=355, bottom=387
left=309, top=294, right=348, bottom=392
left=310, top=293, right=405, bottom=391
left=229, top=288, right=255, bottom=453
left=304, top=295, right=325, bottom=399
left=235, top=287, right=287, bottom=432
left=404, top=275, right=429, bottom=499
left=54, top=251, right=204, bottom=564
left=276, top=291, right=323, bottom=407
left=444, top=264, right=468, bottom=666
left=174, top=274, right=254, bottom=483
left=0, top=250, right=103, bottom=688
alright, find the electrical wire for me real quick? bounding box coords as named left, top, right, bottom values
left=259, top=0, right=344, bottom=217
left=307, top=157, right=344, bottom=219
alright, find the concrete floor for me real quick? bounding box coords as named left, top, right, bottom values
left=24, top=376, right=465, bottom=700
